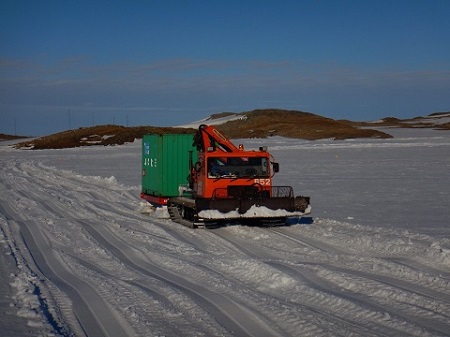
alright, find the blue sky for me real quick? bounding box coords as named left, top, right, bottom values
left=1, top=0, right=450, bottom=136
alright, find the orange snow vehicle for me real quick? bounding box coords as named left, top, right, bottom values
left=141, top=124, right=311, bottom=228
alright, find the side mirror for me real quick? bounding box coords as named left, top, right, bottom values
left=194, top=162, right=202, bottom=172
left=273, top=162, right=279, bottom=173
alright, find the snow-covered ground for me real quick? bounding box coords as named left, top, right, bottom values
left=1, top=127, right=449, bottom=337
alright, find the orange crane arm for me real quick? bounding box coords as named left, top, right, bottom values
left=193, top=124, right=240, bottom=153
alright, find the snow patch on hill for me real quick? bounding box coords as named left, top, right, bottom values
left=179, top=114, right=247, bottom=128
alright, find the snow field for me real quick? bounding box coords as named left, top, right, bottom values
left=1, top=127, right=450, bottom=336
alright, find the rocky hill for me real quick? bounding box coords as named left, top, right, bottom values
left=210, top=109, right=390, bottom=140
left=14, top=125, right=195, bottom=150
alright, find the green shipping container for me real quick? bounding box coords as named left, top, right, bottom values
left=142, top=133, right=197, bottom=197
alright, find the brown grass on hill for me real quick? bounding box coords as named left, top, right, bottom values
left=15, top=125, right=196, bottom=150
left=438, top=122, right=450, bottom=130
left=215, top=109, right=391, bottom=140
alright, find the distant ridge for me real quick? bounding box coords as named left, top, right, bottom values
left=13, top=109, right=450, bottom=150
left=0, top=133, right=28, bottom=141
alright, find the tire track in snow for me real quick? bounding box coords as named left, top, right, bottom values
left=121, top=223, right=364, bottom=336
left=269, top=226, right=450, bottom=335
left=211, top=227, right=397, bottom=336
left=17, top=220, right=131, bottom=337
left=268, top=227, right=346, bottom=255
left=0, top=207, right=129, bottom=337
left=388, top=256, right=450, bottom=280
left=267, top=260, right=450, bottom=337
left=271, top=226, right=450, bottom=296
left=77, top=219, right=286, bottom=337
left=157, top=222, right=450, bottom=334
left=62, top=251, right=208, bottom=337
left=270, top=227, right=450, bottom=309
left=0, top=188, right=133, bottom=337
left=211, top=226, right=450, bottom=337
left=0, top=161, right=135, bottom=336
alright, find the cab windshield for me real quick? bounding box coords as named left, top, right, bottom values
left=207, top=156, right=269, bottom=178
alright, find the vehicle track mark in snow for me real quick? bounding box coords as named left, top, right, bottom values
left=211, top=227, right=407, bottom=336
left=78, top=219, right=286, bottom=337
left=17, top=220, right=132, bottom=337
left=211, top=225, right=450, bottom=337
left=268, top=260, right=450, bottom=337
left=61, top=250, right=196, bottom=337
left=388, top=256, right=450, bottom=280
left=268, top=227, right=346, bottom=255
left=204, top=229, right=388, bottom=336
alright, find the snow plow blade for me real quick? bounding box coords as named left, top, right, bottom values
left=196, top=196, right=310, bottom=216
left=194, top=187, right=311, bottom=224
left=164, top=185, right=311, bottom=228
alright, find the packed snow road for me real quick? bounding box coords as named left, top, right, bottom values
left=1, top=128, right=450, bottom=336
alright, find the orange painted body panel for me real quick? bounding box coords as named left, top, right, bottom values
left=194, top=149, right=273, bottom=198
left=190, top=125, right=283, bottom=200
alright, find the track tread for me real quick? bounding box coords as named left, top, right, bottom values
left=167, top=205, right=196, bottom=228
